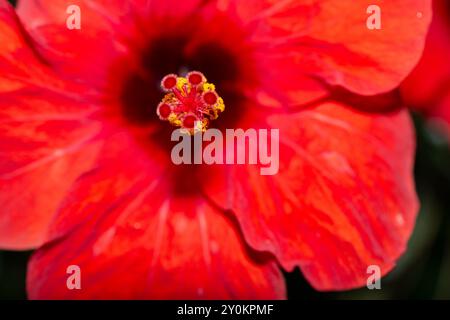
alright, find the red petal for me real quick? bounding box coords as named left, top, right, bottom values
left=401, top=0, right=450, bottom=110
left=0, top=2, right=102, bottom=249
left=0, top=90, right=102, bottom=250
left=0, top=1, right=64, bottom=92
left=16, top=0, right=143, bottom=32
left=16, top=0, right=133, bottom=86
left=203, top=103, right=418, bottom=290
left=16, top=0, right=211, bottom=87
left=235, top=0, right=431, bottom=104
left=27, top=159, right=285, bottom=299
left=401, top=0, right=450, bottom=141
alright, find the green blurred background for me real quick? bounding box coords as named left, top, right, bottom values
left=1, top=0, right=449, bottom=300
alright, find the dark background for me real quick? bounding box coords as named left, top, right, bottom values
left=1, top=0, right=449, bottom=300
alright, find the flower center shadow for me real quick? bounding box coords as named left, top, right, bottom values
left=117, top=34, right=251, bottom=195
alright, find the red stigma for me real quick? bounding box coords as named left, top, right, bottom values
left=157, top=103, right=172, bottom=119
left=182, top=114, right=198, bottom=129
left=161, top=74, right=178, bottom=91
left=203, top=91, right=218, bottom=105
left=187, top=71, right=205, bottom=86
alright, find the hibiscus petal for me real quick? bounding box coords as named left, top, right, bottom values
left=0, top=0, right=66, bottom=92
left=401, top=0, right=450, bottom=117
left=203, top=103, right=418, bottom=290
left=231, top=0, right=431, bottom=103
left=0, top=2, right=102, bottom=249
left=16, top=0, right=129, bottom=28
left=0, top=90, right=102, bottom=249
left=16, top=0, right=210, bottom=86
left=0, top=140, right=100, bottom=250
left=27, top=149, right=285, bottom=299
left=16, top=0, right=135, bottom=86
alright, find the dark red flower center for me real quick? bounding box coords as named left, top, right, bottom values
left=105, top=14, right=258, bottom=194
left=114, top=12, right=257, bottom=136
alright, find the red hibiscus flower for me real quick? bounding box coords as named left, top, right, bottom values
left=402, top=0, right=450, bottom=141
left=0, top=0, right=431, bottom=299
